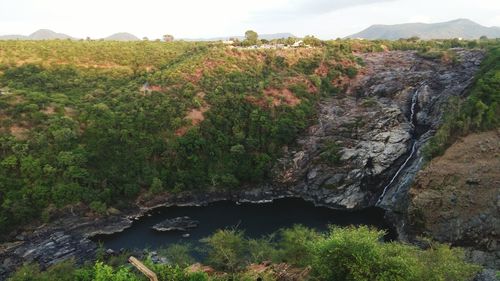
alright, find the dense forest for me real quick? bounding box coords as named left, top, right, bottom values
left=0, top=38, right=498, bottom=236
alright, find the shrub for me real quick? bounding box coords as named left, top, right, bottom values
left=201, top=229, right=248, bottom=272
left=346, top=66, right=358, bottom=78
left=319, top=141, right=343, bottom=166
left=89, top=201, right=107, bottom=215
left=150, top=177, right=164, bottom=194
left=309, top=226, right=480, bottom=281
left=276, top=225, right=320, bottom=266
left=159, top=244, right=195, bottom=267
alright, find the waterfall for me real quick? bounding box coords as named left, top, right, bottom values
left=376, top=86, right=421, bottom=205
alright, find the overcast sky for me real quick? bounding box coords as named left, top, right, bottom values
left=1, top=0, right=499, bottom=39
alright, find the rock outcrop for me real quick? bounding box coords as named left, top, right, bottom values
left=272, top=49, right=484, bottom=211
left=152, top=217, right=199, bottom=232
left=407, top=130, right=500, bottom=268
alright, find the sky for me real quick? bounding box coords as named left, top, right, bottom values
left=0, top=0, right=499, bottom=39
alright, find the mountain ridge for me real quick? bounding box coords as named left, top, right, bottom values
left=104, top=32, right=140, bottom=41
left=0, top=29, right=141, bottom=41
left=347, top=18, right=500, bottom=40
left=28, top=29, right=74, bottom=40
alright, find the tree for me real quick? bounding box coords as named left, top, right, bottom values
left=244, top=30, right=258, bottom=45
left=303, top=35, right=322, bottom=47
left=150, top=177, right=163, bottom=194
left=202, top=229, right=248, bottom=272
left=163, top=34, right=174, bottom=42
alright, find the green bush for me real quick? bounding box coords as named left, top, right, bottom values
left=309, top=227, right=479, bottom=281
left=275, top=225, right=320, bottom=266
left=89, top=201, right=107, bottom=215
left=319, top=141, right=343, bottom=166
left=201, top=229, right=248, bottom=272
left=158, top=244, right=195, bottom=267
left=310, top=227, right=417, bottom=281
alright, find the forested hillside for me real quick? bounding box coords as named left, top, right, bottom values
left=0, top=40, right=348, bottom=234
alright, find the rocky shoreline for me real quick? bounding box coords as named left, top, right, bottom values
left=0, top=186, right=394, bottom=280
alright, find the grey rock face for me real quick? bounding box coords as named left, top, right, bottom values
left=473, top=269, right=499, bottom=281
left=0, top=229, right=96, bottom=280
left=272, top=49, right=484, bottom=210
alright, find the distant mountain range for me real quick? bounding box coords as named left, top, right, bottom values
left=0, top=29, right=74, bottom=40
left=0, top=30, right=295, bottom=42
left=4, top=20, right=499, bottom=42
left=347, top=19, right=500, bottom=40
left=0, top=29, right=140, bottom=41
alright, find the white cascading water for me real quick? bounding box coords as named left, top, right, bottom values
left=376, top=86, right=420, bottom=205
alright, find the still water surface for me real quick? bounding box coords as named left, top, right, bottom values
left=94, top=198, right=396, bottom=250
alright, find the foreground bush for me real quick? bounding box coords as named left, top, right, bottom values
left=310, top=227, right=479, bottom=281
left=8, top=226, right=480, bottom=281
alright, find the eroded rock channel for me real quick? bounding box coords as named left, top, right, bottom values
left=0, top=49, right=486, bottom=279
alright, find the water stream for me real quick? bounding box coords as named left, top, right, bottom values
left=376, top=86, right=421, bottom=205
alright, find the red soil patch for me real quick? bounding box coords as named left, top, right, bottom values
left=174, top=92, right=210, bottom=136
left=286, top=76, right=318, bottom=94
left=247, top=88, right=301, bottom=108
left=186, top=59, right=223, bottom=83
left=315, top=63, right=329, bottom=77
left=185, top=107, right=207, bottom=125
left=10, top=124, right=29, bottom=140
left=149, top=85, right=163, bottom=92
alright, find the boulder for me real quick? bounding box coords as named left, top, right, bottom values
left=152, top=216, right=199, bottom=232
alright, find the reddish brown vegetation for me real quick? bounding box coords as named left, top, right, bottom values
left=174, top=92, right=210, bottom=136
left=246, top=88, right=301, bottom=108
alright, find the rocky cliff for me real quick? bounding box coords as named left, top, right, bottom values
left=272, top=49, right=484, bottom=212
left=407, top=130, right=500, bottom=268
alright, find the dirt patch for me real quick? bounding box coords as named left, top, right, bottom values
left=315, top=63, right=329, bottom=77
left=64, top=107, right=77, bottom=117
left=41, top=105, right=56, bottom=115
left=285, top=76, right=318, bottom=94
left=10, top=124, right=29, bottom=140
left=408, top=129, right=500, bottom=254
left=185, top=107, right=207, bottom=125
left=175, top=92, right=210, bottom=136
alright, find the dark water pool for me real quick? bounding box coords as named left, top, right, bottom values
left=94, top=198, right=396, bottom=251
